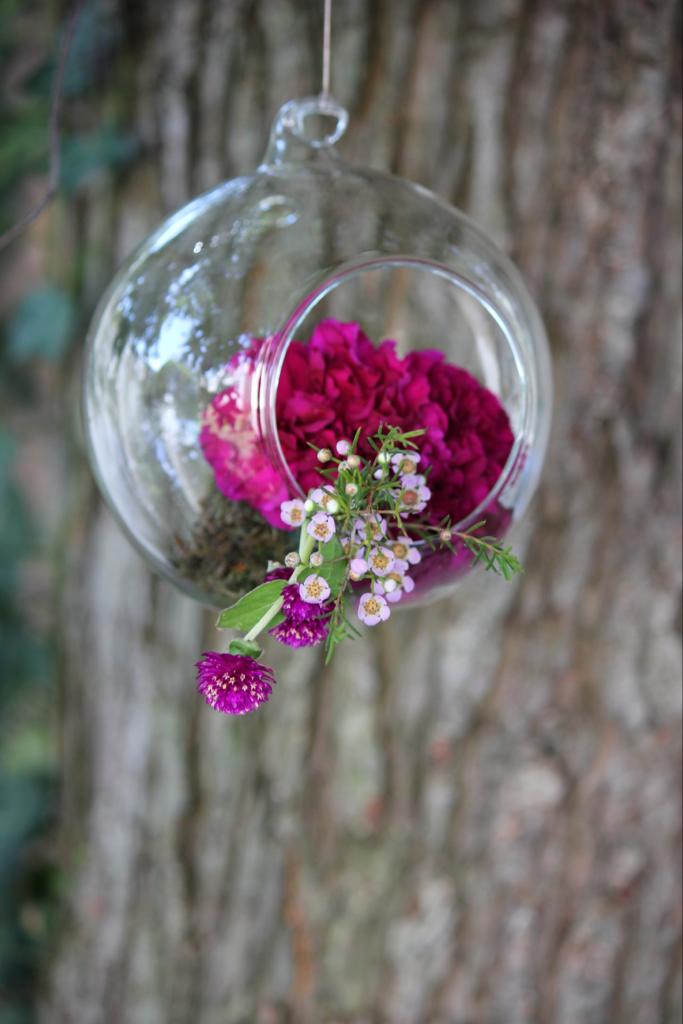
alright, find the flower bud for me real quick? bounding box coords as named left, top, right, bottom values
left=284, top=552, right=300, bottom=568
left=326, top=498, right=339, bottom=514
left=309, top=551, right=323, bottom=567
left=383, top=577, right=398, bottom=592
left=377, top=451, right=390, bottom=464
left=345, top=483, right=358, bottom=496
left=317, top=448, right=333, bottom=463
left=336, top=439, right=351, bottom=455
left=439, top=529, right=452, bottom=544
left=304, top=498, right=315, bottom=512
left=346, top=453, right=361, bottom=469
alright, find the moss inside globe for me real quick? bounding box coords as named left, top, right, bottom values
left=171, top=489, right=292, bottom=603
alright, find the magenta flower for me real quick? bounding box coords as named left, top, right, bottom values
left=266, top=572, right=333, bottom=647
left=279, top=583, right=313, bottom=622
left=357, top=592, right=391, bottom=625
left=199, top=346, right=289, bottom=528
left=270, top=616, right=328, bottom=648
left=264, top=566, right=291, bottom=582
left=196, top=651, right=275, bottom=715
left=266, top=576, right=335, bottom=626
left=202, top=320, right=514, bottom=529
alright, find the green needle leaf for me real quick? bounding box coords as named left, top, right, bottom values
left=315, top=536, right=347, bottom=597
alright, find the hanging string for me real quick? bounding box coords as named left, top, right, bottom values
left=321, top=0, right=332, bottom=98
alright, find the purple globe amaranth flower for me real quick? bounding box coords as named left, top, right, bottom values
left=262, top=567, right=334, bottom=646
left=270, top=616, right=329, bottom=648
left=196, top=651, right=275, bottom=715
left=263, top=568, right=332, bottom=625
left=264, top=567, right=291, bottom=582
left=281, top=583, right=317, bottom=623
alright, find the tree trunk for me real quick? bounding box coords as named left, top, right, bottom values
left=45, top=1, right=682, bottom=1022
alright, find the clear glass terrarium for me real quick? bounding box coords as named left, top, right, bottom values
left=83, top=96, right=552, bottom=607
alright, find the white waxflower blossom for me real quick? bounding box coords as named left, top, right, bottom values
left=280, top=499, right=306, bottom=527
left=306, top=512, right=336, bottom=543
left=358, top=592, right=391, bottom=625
left=299, top=574, right=331, bottom=604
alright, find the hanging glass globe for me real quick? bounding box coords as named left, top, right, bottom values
left=83, top=96, right=552, bottom=607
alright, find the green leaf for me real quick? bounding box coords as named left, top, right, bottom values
left=228, top=639, right=262, bottom=659
left=315, top=536, right=347, bottom=598
left=216, top=580, right=286, bottom=631
left=6, top=287, right=75, bottom=362
left=59, top=126, right=138, bottom=193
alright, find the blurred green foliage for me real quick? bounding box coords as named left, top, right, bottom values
left=60, top=126, right=137, bottom=193
left=6, top=287, right=75, bottom=362
left=0, top=429, right=56, bottom=1022
left=0, top=0, right=135, bottom=205
left=0, top=2, right=137, bottom=1019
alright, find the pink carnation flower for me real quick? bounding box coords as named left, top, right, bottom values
left=201, top=320, right=514, bottom=529
left=199, top=345, right=288, bottom=527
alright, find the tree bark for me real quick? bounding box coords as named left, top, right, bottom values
left=45, top=1, right=682, bottom=1022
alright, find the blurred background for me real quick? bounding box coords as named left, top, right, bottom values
left=0, top=1, right=681, bottom=1022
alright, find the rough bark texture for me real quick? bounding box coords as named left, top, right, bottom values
left=42, top=1, right=682, bottom=1022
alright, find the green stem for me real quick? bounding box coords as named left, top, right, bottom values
left=243, top=596, right=285, bottom=643
left=298, top=526, right=315, bottom=562
left=243, top=526, right=315, bottom=645
left=453, top=531, right=495, bottom=553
